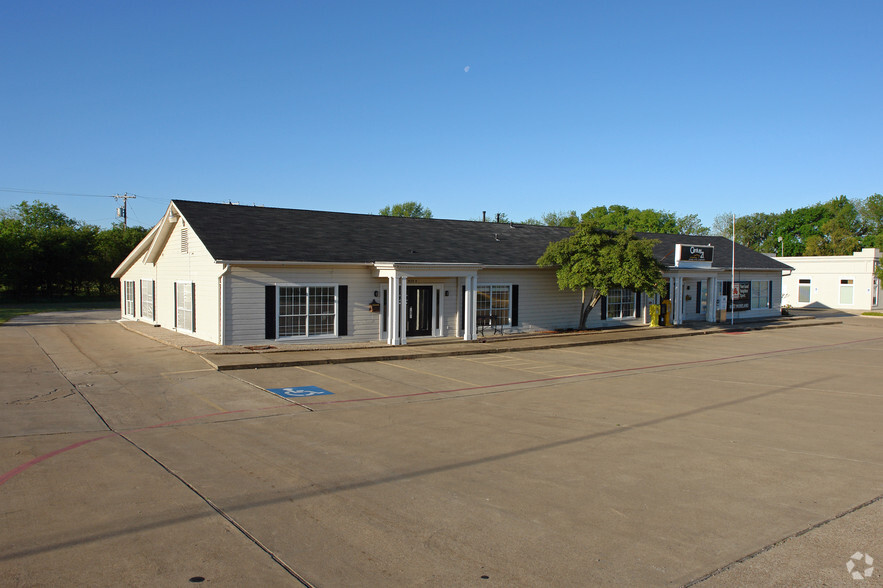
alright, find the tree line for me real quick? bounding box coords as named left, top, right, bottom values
left=711, top=194, right=883, bottom=256
left=3, top=193, right=880, bottom=303
left=382, top=194, right=883, bottom=257
left=0, top=201, right=148, bottom=301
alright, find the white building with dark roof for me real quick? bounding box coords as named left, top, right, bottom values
left=113, top=201, right=791, bottom=345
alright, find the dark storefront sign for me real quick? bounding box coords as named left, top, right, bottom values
left=678, top=245, right=714, bottom=263
left=722, top=281, right=751, bottom=311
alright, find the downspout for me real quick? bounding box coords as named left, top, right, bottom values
left=218, top=264, right=230, bottom=345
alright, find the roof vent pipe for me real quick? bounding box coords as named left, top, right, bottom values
left=482, top=211, right=486, bottom=222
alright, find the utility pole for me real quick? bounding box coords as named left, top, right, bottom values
left=114, top=193, right=136, bottom=228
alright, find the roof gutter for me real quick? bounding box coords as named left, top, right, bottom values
left=215, top=260, right=373, bottom=267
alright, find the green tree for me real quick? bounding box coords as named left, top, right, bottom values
left=581, top=205, right=678, bottom=233
left=714, top=195, right=870, bottom=257
left=379, top=202, right=433, bottom=218
left=579, top=204, right=708, bottom=234
left=0, top=200, right=148, bottom=300
left=798, top=196, right=861, bottom=255
left=858, top=193, right=883, bottom=249
left=537, top=220, right=665, bottom=328
left=0, top=201, right=85, bottom=298
left=541, top=210, right=580, bottom=227
left=91, top=224, right=150, bottom=295
left=676, top=213, right=710, bottom=235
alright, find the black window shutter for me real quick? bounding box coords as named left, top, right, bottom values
left=768, top=280, right=773, bottom=308
left=337, top=285, right=348, bottom=336
left=382, top=289, right=388, bottom=333
left=173, top=282, right=178, bottom=328
left=511, top=285, right=519, bottom=326
left=460, top=285, right=466, bottom=330
left=600, top=295, right=607, bottom=320
left=265, top=285, right=276, bottom=340
left=696, top=282, right=702, bottom=314
left=191, top=283, right=196, bottom=331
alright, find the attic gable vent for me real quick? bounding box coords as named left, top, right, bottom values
left=180, top=227, right=189, bottom=253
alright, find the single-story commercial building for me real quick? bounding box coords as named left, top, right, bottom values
left=112, top=200, right=791, bottom=345
left=779, top=248, right=881, bottom=311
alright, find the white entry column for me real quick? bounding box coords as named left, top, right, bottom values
left=399, top=276, right=408, bottom=346
left=672, top=276, right=683, bottom=325
left=387, top=276, right=399, bottom=345
left=706, top=277, right=717, bottom=322
left=463, top=274, right=478, bottom=341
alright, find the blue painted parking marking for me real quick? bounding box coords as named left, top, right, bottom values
left=267, top=386, right=334, bottom=398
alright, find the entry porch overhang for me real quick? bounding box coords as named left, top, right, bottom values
left=663, top=268, right=727, bottom=325
left=373, top=262, right=484, bottom=345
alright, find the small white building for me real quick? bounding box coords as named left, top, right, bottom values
left=779, top=248, right=881, bottom=311
left=112, top=200, right=789, bottom=346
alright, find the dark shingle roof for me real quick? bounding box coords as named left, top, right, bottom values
left=172, top=200, right=790, bottom=271
left=173, top=200, right=572, bottom=265
left=637, top=232, right=792, bottom=271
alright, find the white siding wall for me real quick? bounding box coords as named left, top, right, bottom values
left=226, top=266, right=585, bottom=344
left=227, top=265, right=383, bottom=344
left=118, top=217, right=222, bottom=343
left=478, top=268, right=582, bottom=333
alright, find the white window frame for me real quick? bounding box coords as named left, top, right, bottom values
left=797, top=278, right=812, bottom=303
left=140, top=279, right=154, bottom=321
left=874, top=261, right=879, bottom=306
left=123, top=280, right=136, bottom=317
left=476, top=284, right=512, bottom=326
left=607, top=287, right=636, bottom=320
left=175, top=281, right=194, bottom=332
left=277, top=284, right=338, bottom=339
left=750, top=280, right=770, bottom=309
left=839, top=276, right=855, bottom=306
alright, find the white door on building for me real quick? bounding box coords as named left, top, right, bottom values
left=682, top=280, right=707, bottom=321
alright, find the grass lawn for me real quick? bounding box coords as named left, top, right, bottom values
left=0, top=300, right=118, bottom=325
left=862, top=311, right=883, bottom=317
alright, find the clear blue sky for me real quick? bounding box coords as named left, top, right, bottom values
left=2, top=1, right=880, bottom=229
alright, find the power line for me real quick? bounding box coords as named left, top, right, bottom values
left=0, top=187, right=168, bottom=201
left=0, top=187, right=113, bottom=198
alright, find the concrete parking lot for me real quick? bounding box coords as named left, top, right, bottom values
left=1, top=316, right=882, bottom=586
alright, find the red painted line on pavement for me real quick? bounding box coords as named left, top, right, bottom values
left=0, top=433, right=117, bottom=487
left=2, top=333, right=881, bottom=487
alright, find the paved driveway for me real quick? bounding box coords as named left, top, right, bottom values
left=3, top=308, right=119, bottom=326
left=1, top=319, right=881, bottom=586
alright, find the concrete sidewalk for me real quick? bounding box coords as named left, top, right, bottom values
left=119, top=314, right=842, bottom=371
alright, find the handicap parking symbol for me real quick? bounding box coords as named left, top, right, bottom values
left=267, top=385, right=333, bottom=398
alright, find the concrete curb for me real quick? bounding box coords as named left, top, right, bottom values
left=199, top=319, right=843, bottom=371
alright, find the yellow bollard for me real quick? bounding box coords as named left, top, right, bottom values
left=649, top=304, right=660, bottom=327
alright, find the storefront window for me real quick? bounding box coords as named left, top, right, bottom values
left=607, top=288, right=635, bottom=319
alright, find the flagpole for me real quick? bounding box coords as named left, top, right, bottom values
left=731, top=212, right=735, bottom=326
